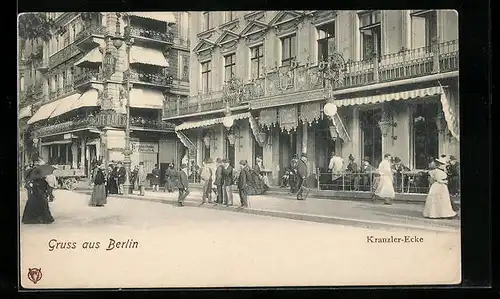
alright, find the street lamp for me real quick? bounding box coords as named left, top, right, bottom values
left=112, top=13, right=134, bottom=195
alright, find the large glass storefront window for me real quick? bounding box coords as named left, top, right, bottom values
left=360, top=109, right=382, bottom=167
left=412, top=102, right=439, bottom=169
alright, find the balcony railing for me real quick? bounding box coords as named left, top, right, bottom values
left=75, top=25, right=106, bottom=45
left=163, top=90, right=244, bottom=118
left=34, top=113, right=127, bottom=137
left=129, top=26, right=174, bottom=43
left=130, top=116, right=174, bottom=131
left=128, top=69, right=173, bottom=86
left=49, top=84, right=76, bottom=100
left=74, top=69, right=104, bottom=87
left=49, top=44, right=81, bottom=69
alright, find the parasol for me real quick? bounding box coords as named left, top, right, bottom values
left=24, top=165, right=57, bottom=181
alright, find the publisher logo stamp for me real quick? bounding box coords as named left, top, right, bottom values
left=27, top=268, right=43, bottom=284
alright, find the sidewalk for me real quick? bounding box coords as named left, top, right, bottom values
left=74, top=189, right=460, bottom=233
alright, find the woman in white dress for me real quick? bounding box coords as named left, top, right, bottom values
left=423, top=157, right=457, bottom=219
left=374, top=154, right=396, bottom=205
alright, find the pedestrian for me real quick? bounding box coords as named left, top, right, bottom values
left=137, top=162, right=147, bottom=196
left=177, top=163, right=190, bottom=206
left=106, top=164, right=118, bottom=195
left=22, top=167, right=55, bottom=224
left=289, top=154, right=299, bottom=194
left=237, top=160, right=251, bottom=208
left=151, top=164, right=160, bottom=192
left=328, top=152, right=344, bottom=183
left=296, top=153, right=309, bottom=200
left=116, top=162, right=126, bottom=195
left=346, top=154, right=359, bottom=191
left=164, top=163, right=175, bottom=193
left=423, top=157, right=458, bottom=219
left=89, top=161, right=107, bottom=207
left=45, top=173, right=58, bottom=202
left=392, top=157, right=410, bottom=193
left=373, top=154, right=396, bottom=205
left=214, top=158, right=224, bottom=204
left=222, top=159, right=234, bottom=206
left=130, top=165, right=139, bottom=194
left=200, top=158, right=213, bottom=204
left=447, top=155, right=460, bottom=198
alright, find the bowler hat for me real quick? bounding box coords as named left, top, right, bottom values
left=435, top=157, right=448, bottom=165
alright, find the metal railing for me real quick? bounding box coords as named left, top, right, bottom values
left=34, top=113, right=127, bottom=137
left=74, top=25, right=106, bottom=44
left=129, top=26, right=174, bottom=43
left=163, top=90, right=243, bottom=118
left=129, top=116, right=174, bottom=130
left=74, top=69, right=103, bottom=87
left=129, top=69, right=173, bottom=86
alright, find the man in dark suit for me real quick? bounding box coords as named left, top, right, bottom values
left=177, top=164, right=190, bottom=206
left=296, top=153, right=309, bottom=200
left=222, top=159, right=234, bottom=206
left=116, top=161, right=126, bottom=195
left=237, top=160, right=251, bottom=208
left=214, top=158, right=224, bottom=204
left=447, top=155, right=460, bottom=211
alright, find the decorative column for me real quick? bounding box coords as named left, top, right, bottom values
left=71, top=142, right=78, bottom=169
left=302, top=122, right=307, bottom=155
left=80, top=138, right=85, bottom=169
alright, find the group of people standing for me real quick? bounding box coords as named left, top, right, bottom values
left=280, top=153, right=310, bottom=200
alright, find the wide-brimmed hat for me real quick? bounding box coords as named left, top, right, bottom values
left=435, top=157, right=448, bottom=165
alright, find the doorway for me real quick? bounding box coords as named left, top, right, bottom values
left=279, top=130, right=297, bottom=177
left=360, top=108, right=383, bottom=167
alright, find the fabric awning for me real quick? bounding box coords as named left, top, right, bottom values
left=175, top=131, right=197, bottom=151
left=127, top=12, right=176, bottom=24
left=41, top=140, right=72, bottom=146
left=175, top=112, right=251, bottom=131
left=74, top=47, right=102, bottom=67
left=130, top=46, right=169, bottom=67
left=27, top=100, right=61, bottom=124
left=130, top=88, right=165, bottom=109
left=19, top=105, right=32, bottom=119
left=333, top=86, right=443, bottom=107
left=49, top=93, right=82, bottom=119
left=249, top=114, right=267, bottom=147
left=72, top=89, right=99, bottom=110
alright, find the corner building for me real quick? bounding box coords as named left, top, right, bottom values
left=165, top=10, right=459, bottom=188
left=21, top=12, right=190, bottom=179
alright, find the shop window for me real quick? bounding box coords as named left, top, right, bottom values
left=360, top=109, right=382, bottom=167
left=281, top=34, right=296, bottom=66
left=412, top=102, right=439, bottom=169
left=317, top=21, right=336, bottom=62
left=410, top=10, right=438, bottom=49
left=358, top=10, right=382, bottom=60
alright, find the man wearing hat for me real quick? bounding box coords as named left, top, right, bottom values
left=200, top=158, right=214, bottom=204
left=214, top=158, right=224, bottom=204
left=296, top=153, right=309, bottom=200
left=177, top=163, right=190, bottom=206
left=447, top=155, right=460, bottom=210
left=222, top=159, right=234, bottom=206
left=289, top=154, right=299, bottom=194
left=137, top=162, right=148, bottom=196
left=237, top=160, right=252, bottom=208
left=116, top=161, right=126, bottom=195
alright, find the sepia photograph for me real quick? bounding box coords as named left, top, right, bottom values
left=18, top=10, right=460, bottom=289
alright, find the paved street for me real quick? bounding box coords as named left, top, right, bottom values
left=20, top=189, right=461, bottom=288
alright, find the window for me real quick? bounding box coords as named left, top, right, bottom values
left=201, top=61, right=211, bottom=93
left=202, top=12, right=211, bottom=31
left=360, top=109, right=383, bottom=168
left=250, top=44, right=264, bottom=79
left=281, top=34, right=296, bottom=66
left=412, top=102, right=439, bottom=169
left=317, top=22, right=336, bottom=62
left=359, top=10, right=382, bottom=60
left=224, top=53, right=236, bottom=82
left=410, top=10, right=438, bottom=49
left=224, top=11, right=234, bottom=23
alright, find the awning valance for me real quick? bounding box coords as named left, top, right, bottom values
left=74, top=47, right=102, bottom=67
left=249, top=114, right=267, bottom=147
left=27, top=100, right=61, bottom=124
left=175, top=131, right=197, bottom=152
left=334, top=86, right=443, bottom=107
left=175, top=112, right=251, bottom=131
left=130, top=88, right=165, bottom=109
left=130, top=46, right=169, bottom=67
left=19, top=105, right=32, bottom=119
left=41, top=140, right=72, bottom=146
left=72, top=89, right=99, bottom=110
left=127, top=12, right=176, bottom=24
left=49, top=93, right=82, bottom=119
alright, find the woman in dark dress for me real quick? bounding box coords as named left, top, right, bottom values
left=22, top=168, right=55, bottom=224
left=247, top=157, right=267, bottom=195
left=106, top=164, right=119, bottom=195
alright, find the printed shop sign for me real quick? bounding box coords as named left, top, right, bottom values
left=130, top=142, right=158, bottom=153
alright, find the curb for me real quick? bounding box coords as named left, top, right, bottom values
left=76, top=190, right=459, bottom=233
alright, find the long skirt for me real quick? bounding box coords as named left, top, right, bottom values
left=22, top=191, right=55, bottom=224
left=90, top=184, right=107, bottom=206
left=247, top=173, right=266, bottom=195
left=423, top=183, right=457, bottom=218
left=374, top=175, right=395, bottom=199
left=107, top=178, right=118, bottom=194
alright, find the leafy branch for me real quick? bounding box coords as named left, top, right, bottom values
left=18, top=13, right=54, bottom=50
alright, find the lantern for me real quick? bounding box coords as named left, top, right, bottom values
left=323, top=102, right=338, bottom=117
left=202, top=135, right=211, bottom=148
left=223, top=116, right=234, bottom=129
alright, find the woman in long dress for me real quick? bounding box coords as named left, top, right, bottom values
left=423, top=158, right=457, bottom=219
left=247, top=157, right=268, bottom=195
left=89, top=162, right=107, bottom=207
left=106, top=164, right=118, bottom=195
left=373, top=154, right=396, bottom=205
left=22, top=168, right=55, bottom=224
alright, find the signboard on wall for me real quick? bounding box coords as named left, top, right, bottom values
left=131, top=142, right=159, bottom=153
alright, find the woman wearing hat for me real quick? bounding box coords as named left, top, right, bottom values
left=423, top=157, right=457, bottom=219
left=89, top=161, right=107, bottom=207
left=22, top=167, right=55, bottom=224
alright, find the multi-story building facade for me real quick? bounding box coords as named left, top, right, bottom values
left=165, top=10, right=459, bottom=188
left=19, top=12, right=190, bottom=180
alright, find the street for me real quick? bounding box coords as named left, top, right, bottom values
left=20, top=189, right=461, bottom=288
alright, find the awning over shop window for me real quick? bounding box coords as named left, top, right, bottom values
left=258, top=108, right=278, bottom=128
left=127, top=12, right=176, bottom=24
left=49, top=93, right=82, bottom=119
left=74, top=47, right=102, bottom=67
left=329, top=113, right=351, bottom=142
left=249, top=114, right=267, bottom=147
left=130, top=46, right=169, bottom=67
left=41, top=140, right=73, bottom=146
left=72, top=88, right=99, bottom=110
left=130, top=88, right=165, bottom=109
left=439, top=84, right=459, bottom=141
left=175, top=112, right=251, bottom=131
left=19, top=105, right=32, bottom=119
left=27, top=100, right=61, bottom=124
left=175, top=131, right=197, bottom=152
left=334, top=86, right=443, bottom=107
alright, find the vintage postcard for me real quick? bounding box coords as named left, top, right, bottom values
left=18, top=10, right=461, bottom=289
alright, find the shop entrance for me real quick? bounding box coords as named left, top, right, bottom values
left=360, top=108, right=383, bottom=167
left=279, top=130, right=297, bottom=178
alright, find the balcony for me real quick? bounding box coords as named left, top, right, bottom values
left=163, top=40, right=459, bottom=118
left=49, top=84, right=76, bottom=101
left=34, top=113, right=127, bottom=137
left=74, top=69, right=104, bottom=89
left=74, top=25, right=106, bottom=51
left=130, top=116, right=174, bottom=132
left=49, top=44, right=81, bottom=69
left=128, top=69, right=173, bottom=87
left=129, top=25, right=174, bottom=45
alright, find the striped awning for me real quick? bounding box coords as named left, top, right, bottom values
left=27, top=100, right=61, bottom=124
left=74, top=47, right=102, bottom=67
left=19, top=105, right=32, bottom=119
left=49, top=93, right=82, bottom=119
left=175, top=112, right=251, bottom=131
left=130, top=88, right=165, bottom=109
left=334, top=86, right=443, bottom=107
left=72, top=89, right=99, bottom=110
left=127, top=12, right=176, bottom=24
left=130, top=46, right=169, bottom=67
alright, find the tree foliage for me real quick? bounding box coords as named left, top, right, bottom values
left=18, top=13, right=53, bottom=49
